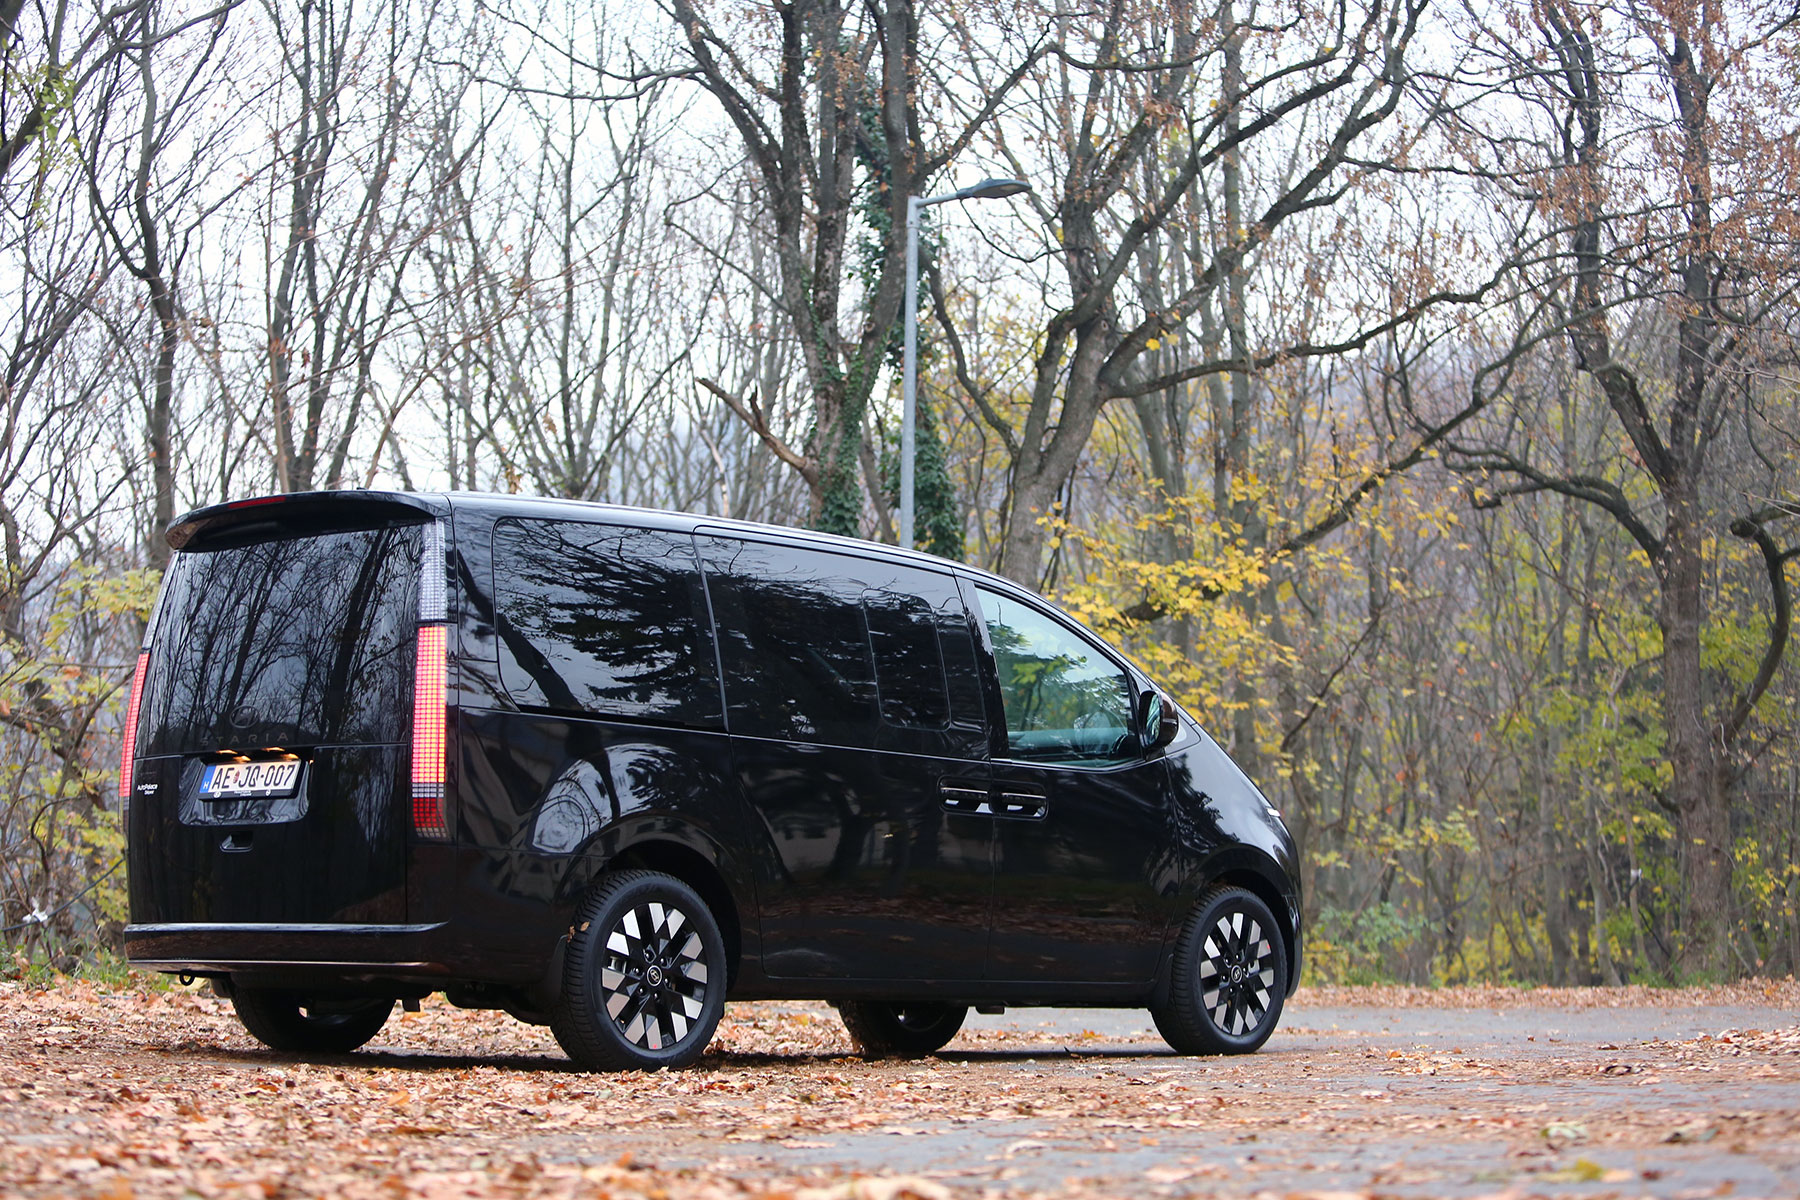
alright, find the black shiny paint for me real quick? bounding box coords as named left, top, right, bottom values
left=126, top=490, right=1303, bottom=1015
left=985, top=755, right=1182, bottom=983
left=726, top=737, right=995, bottom=980
left=963, top=579, right=1184, bottom=984
left=127, top=744, right=412, bottom=925
left=1165, top=722, right=1305, bottom=988
left=698, top=536, right=994, bottom=982
left=452, top=709, right=753, bottom=983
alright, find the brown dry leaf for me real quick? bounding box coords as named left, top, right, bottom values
left=794, top=1179, right=952, bottom=1200
left=3, top=978, right=1799, bottom=1200
left=1142, top=1165, right=1198, bottom=1183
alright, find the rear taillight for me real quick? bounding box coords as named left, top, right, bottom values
left=411, top=519, right=450, bottom=839
left=411, top=624, right=448, bottom=838
left=117, top=650, right=150, bottom=802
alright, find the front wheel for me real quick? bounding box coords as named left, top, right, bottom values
left=551, top=870, right=727, bottom=1071
left=231, top=989, right=393, bottom=1055
left=837, top=1001, right=967, bottom=1057
left=1151, top=886, right=1288, bottom=1055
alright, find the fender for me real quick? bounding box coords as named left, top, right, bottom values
left=1159, top=723, right=1304, bottom=997
left=571, top=811, right=761, bottom=989
left=509, top=814, right=758, bottom=1012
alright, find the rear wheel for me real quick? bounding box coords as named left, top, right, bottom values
left=1151, top=886, right=1288, bottom=1055
left=551, top=870, right=727, bottom=1071
left=837, top=1001, right=967, bottom=1057
left=231, top=989, right=393, bottom=1054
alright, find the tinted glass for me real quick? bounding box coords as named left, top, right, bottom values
left=942, top=581, right=990, bottom=738
left=864, top=590, right=950, bottom=729
left=492, top=520, right=721, bottom=727
left=976, top=586, right=1136, bottom=763
left=700, top=540, right=879, bottom=746
left=142, top=524, right=422, bottom=753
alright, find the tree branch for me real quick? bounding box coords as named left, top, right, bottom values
left=697, top=377, right=817, bottom=488
left=1447, top=449, right=1664, bottom=564
left=1721, top=511, right=1798, bottom=746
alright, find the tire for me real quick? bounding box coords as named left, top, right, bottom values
left=551, top=870, right=727, bottom=1071
left=231, top=989, right=393, bottom=1054
left=837, top=1001, right=967, bottom=1058
left=1151, top=886, right=1288, bottom=1055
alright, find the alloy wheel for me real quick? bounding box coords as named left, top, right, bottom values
left=1198, top=906, right=1277, bottom=1037
left=599, top=899, right=711, bottom=1052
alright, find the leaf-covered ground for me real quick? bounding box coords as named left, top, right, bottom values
left=2, top=979, right=1798, bottom=1199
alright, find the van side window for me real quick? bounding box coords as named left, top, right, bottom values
left=974, top=586, right=1136, bottom=764
left=699, top=540, right=879, bottom=746
left=863, top=590, right=950, bottom=730
left=492, top=520, right=721, bottom=727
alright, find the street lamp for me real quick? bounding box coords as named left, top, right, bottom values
left=899, top=176, right=1031, bottom=551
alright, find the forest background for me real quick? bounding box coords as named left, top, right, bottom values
left=3, top=0, right=1799, bottom=986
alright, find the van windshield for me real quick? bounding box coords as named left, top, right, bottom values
left=140, top=522, right=424, bottom=754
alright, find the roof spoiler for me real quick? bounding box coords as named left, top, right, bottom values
left=166, top=491, right=444, bottom=551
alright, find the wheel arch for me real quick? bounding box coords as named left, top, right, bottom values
left=1180, top=848, right=1302, bottom=997
left=605, top=837, right=744, bottom=990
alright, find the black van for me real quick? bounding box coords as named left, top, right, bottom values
left=121, top=491, right=1301, bottom=1070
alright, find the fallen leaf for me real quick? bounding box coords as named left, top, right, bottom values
left=1542, top=1120, right=1587, bottom=1142
left=1143, top=1165, right=1196, bottom=1183
left=795, top=1178, right=953, bottom=1200
left=1665, top=1121, right=1719, bottom=1143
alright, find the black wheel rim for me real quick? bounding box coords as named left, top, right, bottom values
left=599, top=899, right=710, bottom=1052
left=1199, top=906, right=1276, bottom=1038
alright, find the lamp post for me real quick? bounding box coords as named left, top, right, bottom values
left=899, top=176, right=1031, bottom=551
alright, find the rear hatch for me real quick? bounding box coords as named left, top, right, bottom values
left=127, top=495, right=439, bottom=925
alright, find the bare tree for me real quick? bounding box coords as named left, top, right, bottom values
left=254, top=0, right=452, bottom=493
left=79, top=0, right=243, bottom=561
left=439, top=0, right=706, bottom=502
left=933, top=0, right=1499, bottom=584
left=654, top=0, right=1043, bottom=537
left=1447, top=0, right=1800, bottom=971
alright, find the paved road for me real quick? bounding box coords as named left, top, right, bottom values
left=5, top=985, right=1798, bottom=1199
left=557, top=995, right=1800, bottom=1198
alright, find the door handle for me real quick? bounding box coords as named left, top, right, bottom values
left=996, top=793, right=1048, bottom=820
left=939, top=785, right=992, bottom=815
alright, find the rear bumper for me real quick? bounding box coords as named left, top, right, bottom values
left=124, top=921, right=453, bottom=979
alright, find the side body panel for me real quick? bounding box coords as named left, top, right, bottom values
left=698, top=536, right=995, bottom=983
left=1164, top=724, right=1305, bottom=992
left=449, top=712, right=745, bottom=983
left=984, top=754, right=1182, bottom=983
left=965, top=580, right=1183, bottom=984
left=445, top=506, right=756, bottom=988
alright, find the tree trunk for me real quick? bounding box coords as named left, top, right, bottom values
left=1660, top=494, right=1732, bottom=973
left=132, top=27, right=176, bottom=565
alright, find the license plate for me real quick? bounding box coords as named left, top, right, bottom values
left=200, top=759, right=302, bottom=799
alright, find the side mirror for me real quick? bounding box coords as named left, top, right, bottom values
left=1140, top=689, right=1179, bottom=750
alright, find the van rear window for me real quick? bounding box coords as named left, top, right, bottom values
left=491, top=520, right=722, bottom=727
left=140, top=523, right=423, bottom=754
